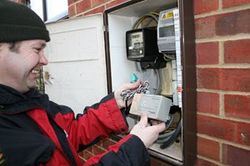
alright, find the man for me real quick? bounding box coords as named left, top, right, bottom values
left=0, top=0, right=165, bottom=166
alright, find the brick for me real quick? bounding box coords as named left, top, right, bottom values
left=236, top=123, right=250, bottom=145
left=83, top=150, right=93, bottom=160
left=68, top=5, right=76, bottom=17
left=102, top=138, right=116, bottom=149
left=96, top=139, right=104, bottom=147
left=216, top=9, right=250, bottom=36
left=197, top=136, right=220, bottom=160
left=84, top=5, right=105, bottom=16
left=223, top=0, right=250, bottom=8
left=223, top=144, right=250, bottom=166
left=68, top=0, right=73, bottom=5
left=197, top=115, right=250, bottom=145
left=76, top=0, right=91, bottom=13
left=195, top=9, right=250, bottom=39
left=197, top=68, right=250, bottom=92
left=221, top=69, right=250, bottom=92
left=197, top=68, right=220, bottom=89
left=196, top=42, right=219, bottom=64
left=78, top=150, right=93, bottom=160
left=68, top=0, right=81, bottom=5
left=194, top=0, right=219, bottom=15
left=195, top=158, right=218, bottom=166
left=84, top=146, right=93, bottom=154
left=92, top=145, right=106, bottom=155
left=197, top=92, right=219, bottom=115
left=224, top=39, right=250, bottom=63
left=195, top=16, right=217, bottom=39
left=68, top=0, right=74, bottom=5
left=225, top=94, right=250, bottom=119
left=150, top=157, right=172, bottom=166
left=78, top=150, right=84, bottom=157
left=151, top=157, right=164, bottom=166
left=106, top=0, right=129, bottom=9
left=91, top=0, right=105, bottom=7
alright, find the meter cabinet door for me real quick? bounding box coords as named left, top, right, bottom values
left=44, top=14, right=107, bottom=115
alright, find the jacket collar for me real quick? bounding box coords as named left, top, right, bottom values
left=0, top=84, right=49, bottom=114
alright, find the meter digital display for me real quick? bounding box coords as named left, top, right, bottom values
left=127, top=31, right=144, bottom=59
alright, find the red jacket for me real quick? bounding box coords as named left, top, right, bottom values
left=0, top=85, right=150, bottom=166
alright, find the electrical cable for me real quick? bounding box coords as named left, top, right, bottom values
left=156, top=130, right=176, bottom=144
left=132, top=12, right=159, bottom=29
left=135, top=62, right=142, bottom=72
left=163, top=53, right=176, bottom=61
left=160, top=121, right=181, bottom=149
left=156, top=105, right=181, bottom=148
left=157, top=114, right=174, bottom=140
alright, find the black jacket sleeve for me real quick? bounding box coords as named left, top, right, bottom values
left=84, top=135, right=151, bottom=166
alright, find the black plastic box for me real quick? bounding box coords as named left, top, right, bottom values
left=126, top=28, right=161, bottom=62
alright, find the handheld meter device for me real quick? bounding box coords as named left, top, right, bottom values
left=130, top=93, right=172, bottom=122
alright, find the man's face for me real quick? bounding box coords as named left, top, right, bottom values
left=0, top=40, right=48, bottom=93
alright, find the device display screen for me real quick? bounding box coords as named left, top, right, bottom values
left=127, top=31, right=144, bottom=58
left=159, top=25, right=175, bottom=38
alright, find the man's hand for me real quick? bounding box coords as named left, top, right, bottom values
left=130, top=113, right=166, bottom=148
left=114, top=80, right=141, bottom=109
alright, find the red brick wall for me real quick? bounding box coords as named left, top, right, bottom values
left=194, top=0, right=250, bottom=166
left=68, top=0, right=130, bottom=17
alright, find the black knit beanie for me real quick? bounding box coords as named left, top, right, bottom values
left=0, top=0, right=50, bottom=42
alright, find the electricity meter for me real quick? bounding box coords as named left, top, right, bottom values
left=126, top=28, right=161, bottom=62
left=157, top=8, right=177, bottom=53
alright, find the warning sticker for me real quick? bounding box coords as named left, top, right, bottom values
left=163, top=11, right=174, bottom=19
